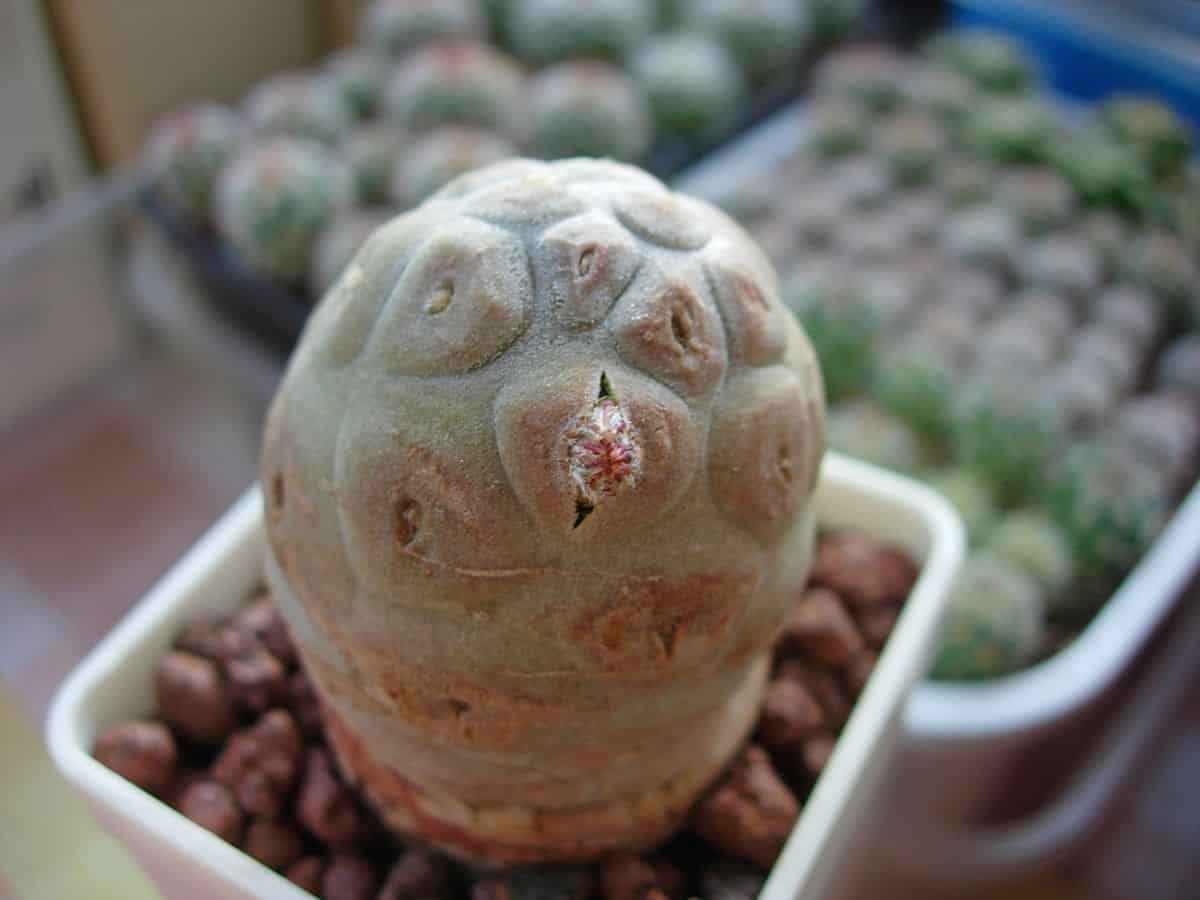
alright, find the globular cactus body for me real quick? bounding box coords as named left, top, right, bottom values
left=145, top=103, right=241, bottom=226
left=244, top=73, right=354, bottom=146
left=360, top=0, right=487, bottom=57
left=215, top=139, right=353, bottom=284
left=527, top=62, right=652, bottom=163
left=261, top=159, right=825, bottom=864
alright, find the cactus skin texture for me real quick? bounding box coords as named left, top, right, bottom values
left=260, top=158, right=826, bottom=865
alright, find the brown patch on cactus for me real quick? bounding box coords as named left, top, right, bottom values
left=614, top=189, right=712, bottom=250
left=610, top=272, right=727, bottom=398
left=539, top=212, right=640, bottom=330
left=704, top=253, right=787, bottom=366
left=710, top=367, right=821, bottom=544
left=557, top=568, right=754, bottom=672
left=495, top=367, right=699, bottom=540
left=367, top=217, right=531, bottom=376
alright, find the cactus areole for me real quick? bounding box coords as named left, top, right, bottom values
left=261, top=158, right=826, bottom=864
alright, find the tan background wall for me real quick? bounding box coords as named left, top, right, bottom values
left=47, top=0, right=355, bottom=168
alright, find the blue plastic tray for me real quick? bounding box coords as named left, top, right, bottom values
left=949, top=0, right=1200, bottom=135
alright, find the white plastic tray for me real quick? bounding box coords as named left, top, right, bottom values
left=46, top=453, right=964, bottom=900
left=675, top=100, right=1200, bottom=886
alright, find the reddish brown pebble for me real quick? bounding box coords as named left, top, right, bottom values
left=211, top=709, right=303, bottom=818
left=801, top=733, right=836, bottom=777
left=222, top=643, right=286, bottom=720
left=602, top=854, right=661, bottom=900
left=156, top=651, right=238, bottom=744
left=777, top=588, right=865, bottom=667
left=843, top=652, right=878, bottom=695
left=176, top=779, right=245, bottom=844
left=691, top=744, right=799, bottom=869
left=757, top=678, right=825, bottom=750
left=288, top=669, right=323, bottom=738
left=774, top=660, right=850, bottom=729
left=378, top=848, right=451, bottom=900
left=286, top=856, right=326, bottom=894
left=93, top=720, right=178, bottom=794
left=322, top=852, right=382, bottom=900
left=855, top=604, right=900, bottom=649
left=243, top=817, right=305, bottom=871
left=811, top=535, right=917, bottom=608
left=234, top=590, right=297, bottom=666
left=296, top=748, right=361, bottom=846
left=174, top=615, right=227, bottom=660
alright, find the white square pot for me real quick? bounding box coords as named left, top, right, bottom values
left=46, top=452, right=964, bottom=900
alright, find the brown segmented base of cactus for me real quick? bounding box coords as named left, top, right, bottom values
left=318, top=654, right=770, bottom=865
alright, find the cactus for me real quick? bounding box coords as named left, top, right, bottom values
left=309, top=210, right=393, bottom=297
left=925, top=467, right=999, bottom=546
left=949, top=370, right=1064, bottom=506
left=1091, top=285, right=1162, bottom=352
left=930, top=552, right=1045, bottom=681
left=1044, top=442, right=1170, bottom=617
left=985, top=510, right=1076, bottom=601
left=1019, top=233, right=1102, bottom=302
left=806, top=97, right=873, bottom=158
left=965, top=97, right=1058, bottom=164
left=899, top=63, right=976, bottom=123
left=1053, top=132, right=1151, bottom=215
left=632, top=33, right=746, bottom=140
left=527, top=62, right=653, bottom=163
left=1042, top=359, right=1121, bottom=433
left=782, top=261, right=874, bottom=401
left=813, top=45, right=908, bottom=112
left=1109, top=394, right=1200, bottom=489
left=938, top=155, right=994, bottom=208
left=1079, top=210, right=1129, bottom=279
left=875, top=112, right=948, bottom=185
left=1155, top=334, right=1200, bottom=400
left=682, top=0, right=810, bottom=84
left=144, top=103, right=241, bottom=226
left=384, top=41, right=526, bottom=136
left=1069, top=325, right=1143, bottom=397
left=974, top=317, right=1059, bottom=374
left=243, top=73, right=354, bottom=146
left=1122, top=230, right=1199, bottom=325
left=323, top=48, right=389, bottom=120
left=939, top=205, right=1021, bottom=275
left=827, top=155, right=892, bottom=209
left=935, top=264, right=1005, bottom=320
left=826, top=401, right=927, bottom=475
left=1008, top=290, right=1077, bottom=346
left=359, top=0, right=487, bottom=57
left=1100, top=95, right=1193, bottom=179
left=997, top=167, right=1078, bottom=235
left=927, top=29, right=1035, bottom=95
left=341, top=124, right=406, bottom=205
left=260, top=158, right=825, bottom=864
left=508, top=0, right=654, bottom=64
left=872, top=335, right=956, bottom=440
left=214, top=138, right=353, bottom=284
left=389, top=126, right=517, bottom=208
